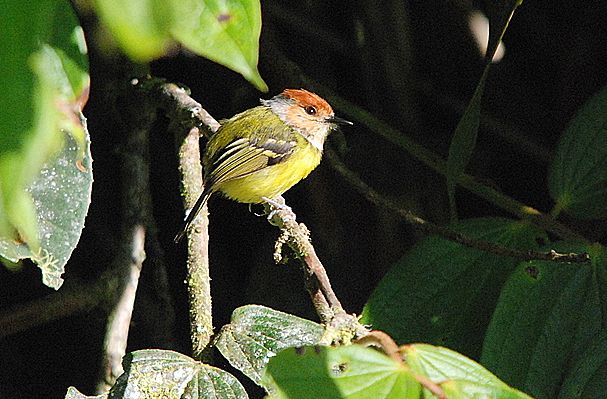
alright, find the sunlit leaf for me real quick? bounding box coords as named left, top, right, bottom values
left=403, top=344, right=532, bottom=398
left=93, top=0, right=267, bottom=91
left=215, top=305, right=324, bottom=387
left=108, top=349, right=248, bottom=398
left=0, top=0, right=91, bottom=289
left=263, top=345, right=421, bottom=399
left=172, top=0, right=267, bottom=91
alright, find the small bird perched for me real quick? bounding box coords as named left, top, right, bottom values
left=174, top=89, right=351, bottom=242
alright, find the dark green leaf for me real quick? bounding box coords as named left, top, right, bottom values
left=549, top=85, right=607, bottom=219
left=361, top=218, right=545, bottom=358
left=481, top=243, right=606, bottom=399
left=446, top=68, right=488, bottom=218
left=215, top=305, right=324, bottom=387
left=559, top=331, right=607, bottom=398
left=445, top=0, right=521, bottom=217
left=108, top=349, right=248, bottom=399
left=263, top=345, right=421, bottom=399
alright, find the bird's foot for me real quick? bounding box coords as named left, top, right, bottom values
left=262, top=196, right=295, bottom=224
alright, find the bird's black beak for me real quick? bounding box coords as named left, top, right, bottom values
left=327, top=115, right=353, bottom=126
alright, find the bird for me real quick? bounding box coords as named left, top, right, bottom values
left=174, top=88, right=351, bottom=243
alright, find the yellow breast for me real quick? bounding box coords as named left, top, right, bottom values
left=216, top=141, right=322, bottom=203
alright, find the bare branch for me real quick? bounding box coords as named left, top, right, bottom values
left=130, top=78, right=217, bottom=360
left=265, top=200, right=367, bottom=340
left=0, top=280, right=105, bottom=339
left=326, top=148, right=590, bottom=264
left=96, top=225, right=145, bottom=394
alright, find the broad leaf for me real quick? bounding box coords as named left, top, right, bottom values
left=559, top=331, right=607, bottom=398
left=0, top=133, right=92, bottom=289
left=361, top=217, right=546, bottom=358
left=172, top=0, right=267, bottom=91
left=440, top=380, right=532, bottom=399
left=481, top=243, right=606, bottom=399
left=403, top=344, right=532, bottom=399
left=215, top=305, right=324, bottom=387
left=107, top=349, right=248, bottom=399
left=0, top=0, right=91, bottom=289
left=93, top=0, right=175, bottom=61
left=263, top=345, right=421, bottom=399
left=403, top=344, right=509, bottom=387
left=549, top=85, right=607, bottom=219
left=93, top=0, right=267, bottom=91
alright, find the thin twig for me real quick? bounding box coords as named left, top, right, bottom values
left=326, top=148, right=590, bottom=264
left=136, top=77, right=220, bottom=137
left=355, top=330, right=402, bottom=363
left=96, top=225, right=145, bottom=394
left=266, top=200, right=343, bottom=318
left=355, top=330, right=446, bottom=397
left=0, top=279, right=106, bottom=339
left=265, top=201, right=368, bottom=341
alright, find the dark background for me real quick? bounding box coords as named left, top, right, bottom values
left=2, top=1, right=607, bottom=398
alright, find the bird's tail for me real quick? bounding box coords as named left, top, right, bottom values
left=174, top=189, right=213, bottom=243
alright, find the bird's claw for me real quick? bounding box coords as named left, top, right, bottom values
left=262, top=197, right=295, bottom=224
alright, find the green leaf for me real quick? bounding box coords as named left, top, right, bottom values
left=445, top=1, right=521, bottom=218
left=0, top=0, right=91, bottom=289
left=172, top=0, right=267, bottom=91
left=446, top=68, right=488, bottom=219
left=108, top=349, right=248, bottom=399
left=215, top=305, right=324, bottom=387
left=559, top=331, right=607, bottom=398
left=93, top=0, right=175, bottom=62
left=403, top=344, right=533, bottom=399
left=548, top=85, right=607, bottom=219
left=361, top=217, right=545, bottom=358
left=403, top=344, right=509, bottom=387
left=93, top=0, right=267, bottom=91
left=441, top=380, right=532, bottom=399
left=263, top=345, right=421, bottom=399
left=0, top=132, right=93, bottom=289
left=481, top=242, right=606, bottom=399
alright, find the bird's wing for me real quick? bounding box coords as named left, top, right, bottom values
left=206, top=135, right=297, bottom=187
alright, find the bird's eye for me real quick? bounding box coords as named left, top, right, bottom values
left=304, top=106, right=317, bottom=115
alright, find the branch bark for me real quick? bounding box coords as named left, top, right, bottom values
left=131, top=77, right=218, bottom=360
